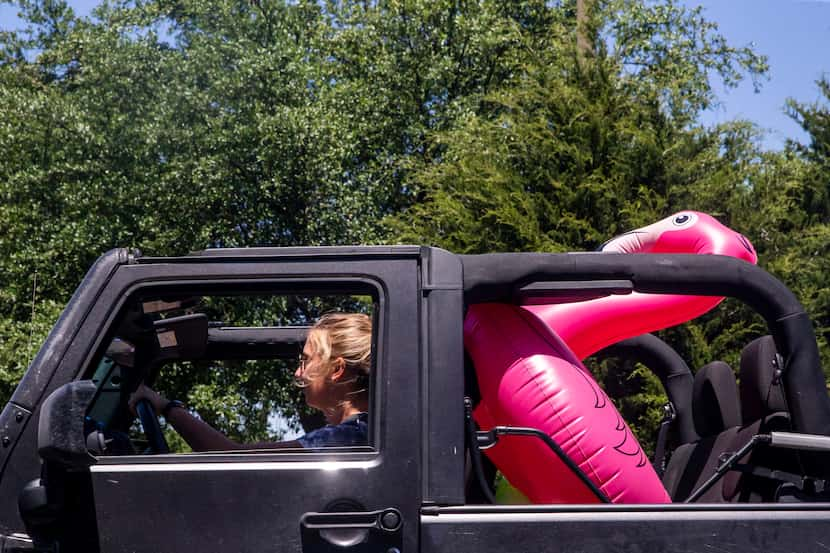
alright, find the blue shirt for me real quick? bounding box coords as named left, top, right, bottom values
left=297, top=412, right=369, bottom=448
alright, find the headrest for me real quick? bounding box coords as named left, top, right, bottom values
left=739, top=335, right=787, bottom=422
left=693, top=361, right=741, bottom=437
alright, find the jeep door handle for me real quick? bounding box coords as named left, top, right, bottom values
left=300, top=509, right=402, bottom=550
left=302, top=509, right=401, bottom=531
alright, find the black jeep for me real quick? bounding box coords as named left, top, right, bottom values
left=1, top=246, right=830, bottom=553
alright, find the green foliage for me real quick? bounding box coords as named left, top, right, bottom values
left=387, top=1, right=771, bottom=253
left=0, top=297, right=63, bottom=402
left=780, top=77, right=830, bottom=376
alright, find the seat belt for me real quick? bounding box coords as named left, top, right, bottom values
left=652, top=401, right=676, bottom=478
left=464, top=397, right=497, bottom=504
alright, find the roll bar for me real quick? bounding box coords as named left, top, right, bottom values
left=596, top=334, right=697, bottom=445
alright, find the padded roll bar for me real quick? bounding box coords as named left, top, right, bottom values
left=596, top=334, right=697, bottom=445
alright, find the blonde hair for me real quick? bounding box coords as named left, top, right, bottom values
left=301, top=313, right=372, bottom=394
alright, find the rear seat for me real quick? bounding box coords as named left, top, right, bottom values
left=721, top=336, right=800, bottom=502
left=663, top=361, right=741, bottom=501
left=665, top=336, right=801, bottom=503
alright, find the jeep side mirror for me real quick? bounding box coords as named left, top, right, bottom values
left=37, top=380, right=98, bottom=469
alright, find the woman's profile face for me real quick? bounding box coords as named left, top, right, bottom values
left=296, top=339, right=331, bottom=411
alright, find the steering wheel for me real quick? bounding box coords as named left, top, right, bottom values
left=135, top=399, right=170, bottom=454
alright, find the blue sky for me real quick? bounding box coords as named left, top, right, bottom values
left=681, top=0, right=830, bottom=150
left=2, top=0, right=829, bottom=150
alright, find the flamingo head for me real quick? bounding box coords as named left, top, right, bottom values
left=599, top=211, right=757, bottom=264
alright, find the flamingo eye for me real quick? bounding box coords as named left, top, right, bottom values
left=673, top=214, right=691, bottom=226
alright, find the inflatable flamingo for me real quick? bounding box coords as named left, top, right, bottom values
left=466, top=211, right=757, bottom=504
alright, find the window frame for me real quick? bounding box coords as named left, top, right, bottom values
left=83, top=275, right=386, bottom=465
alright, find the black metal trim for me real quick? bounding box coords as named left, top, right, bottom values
left=685, top=434, right=771, bottom=503
left=476, top=426, right=611, bottom=503
left=421, top=501, right=830, bottom=515
left=421, top=247, right=466, bottom=505
left=140, top=245, right=423, bottom=263
left=514, top=280, right=633, bottom=304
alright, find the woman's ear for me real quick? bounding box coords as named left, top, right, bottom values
left=330, top=357, right=346, bottom=381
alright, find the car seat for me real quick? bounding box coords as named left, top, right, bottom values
left=721, top=336, right=800, bottom=502
left=663, top=361, right=741, bottom=501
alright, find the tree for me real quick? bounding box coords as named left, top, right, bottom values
left=388, top=0, right=769, bottom=250
left=776, top=77, right=830, bottom=377
left=786, top=77, right=830, bottom=222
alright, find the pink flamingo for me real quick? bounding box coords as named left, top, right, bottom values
left=466, top=212, right=757, bottom=504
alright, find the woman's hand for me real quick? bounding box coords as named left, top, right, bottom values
left=128, top=384, right=168, bottom=416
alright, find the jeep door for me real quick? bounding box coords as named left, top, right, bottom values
left=75, top=248, right=421, bottom=553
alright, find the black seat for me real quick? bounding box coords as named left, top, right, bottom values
left=663, top=361, right=741, bottom=501
left=721, top=336, right=799, bottom=502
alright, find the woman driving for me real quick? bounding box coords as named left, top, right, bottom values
left=128, top=312, right=371, bottom=451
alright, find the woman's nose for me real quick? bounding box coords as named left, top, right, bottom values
left=294, top=365, right=302, bottom=379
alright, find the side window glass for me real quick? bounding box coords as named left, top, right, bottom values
left=84, top=290, right=376, bottom=455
